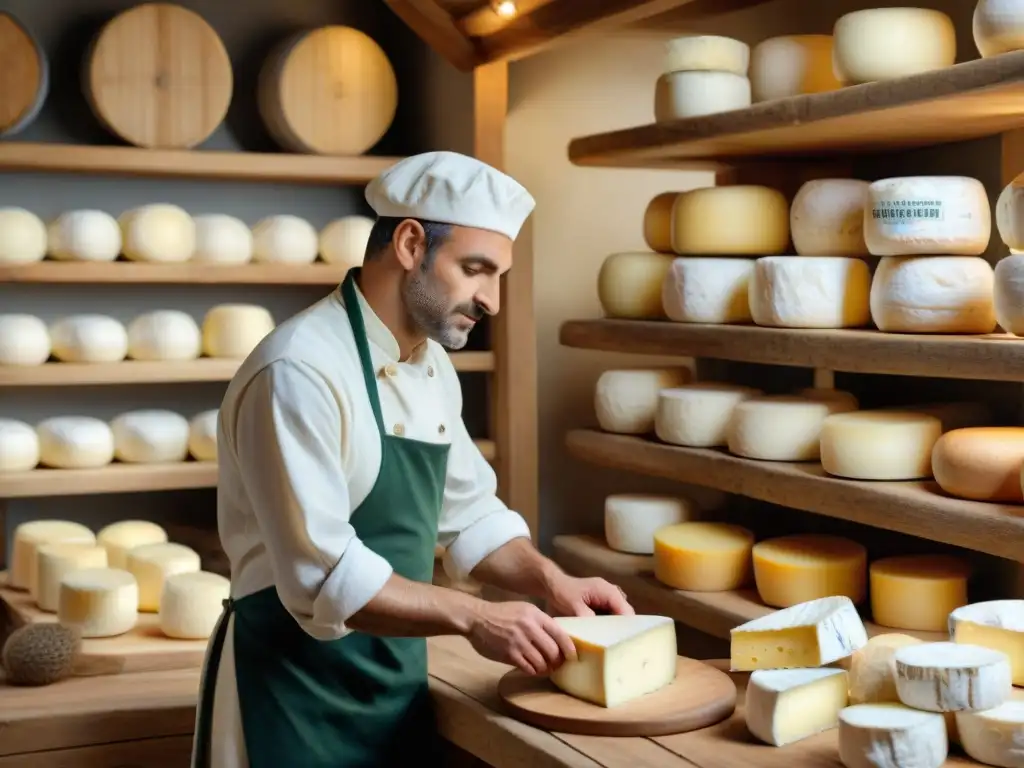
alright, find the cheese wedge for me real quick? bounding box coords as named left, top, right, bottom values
left=949, top=600, right=1024, bottom=686
left=838, top=703, right=947, bottom=768
left=548, top=614, right=677, bottom=707
left=745, top=668, right=849, bottom=746
left=894, top=642, right=1012, bottom=712
left=956, top=700, right=1024, bottom=767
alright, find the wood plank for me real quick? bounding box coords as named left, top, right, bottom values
left=565, top=430, right=1024, bottom=562
left=560, top=319, right=1024, bottom=382
left=0, top=734, right=194, bottom=767
left=0, top=261, right=349, bottom=285
left=383, top=0, right=481, bottom=71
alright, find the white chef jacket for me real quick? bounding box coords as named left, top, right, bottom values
left=194, top=279, right=532, bottom=768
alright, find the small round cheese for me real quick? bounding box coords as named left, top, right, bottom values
left=10, top=519, right=96, bottom=592
left=37, top=416, right=115, bottom=469
left=833, top=8, right=956, bottom=84
left=749, top=35, right=841, bottom=102
left=653, top=522, right=754, bottom=591
left=848, top=633, right=925, bottom=705
left=49, top=315, right=129, bottom=363
left=750, top=256, right=871, bottom=329
left=932, top=427, right=1024, bottom=503
left=126, top=310, right=202, bottom=361
left=995, top=253, right=1024, bottom=335
left=34, top=542, right=109, bottom=611
left=662, top=257, right=754, bottom=324
left=159, top=570, right=230, bottom=639
left=671, top=186, right=789, bottom=255
left=643, top=192, right=680, bottom=253
left=0, top=419, right=39, bottom=472
left=789, top=179, right=870, bottom=257
left=188, top=409, right=218, bottom=461
left=655, top=383, right=761, bottom=448
left=594, top=368, right=691, bottom=434
left=46, top=210, right=121, bottom=262
left=820, top=410, right=942, bottom=480
left=319, top=215, right=373, bottom=269
left=727, top=394, right=857, bottom=462
left=871, top=555, right=971, bottom=633
left=838, top=704, right=947, bottom=768
left=974, top=0, right=1024, bottom=57
left=957, top=700, right=1024, bottom=766
left=752, top=534, right=867, bottom=608
left=996, top=175, right=1024, bottom=251
left=192, top=214, right=253, bottom=264
left=0, top=207, right=46, bottom=264
left=58, top=567, right=138, bottom=638
left=894, top=642, right=1011, bottom=713
left=111, top=409, right=190, bottom=464
left=126, top=542, right=201, bottom=612
left=865, top=176, right=992, bottom=257
left=97, top=520, right=169, bottom=570
left=252, top=215, right=318, bottom=264
left=0, top=314, right=50, bottom=366
left=119, top=204, right=196, bottom=263
left=604, top=494, right=699, bottom=554
left=663, top=34, right=749, bottom=75
left=654, top=71, right=751, bottom=122
left=201, top=304, right=275, bottom=358
left=597, top=252, right=674, bottom=319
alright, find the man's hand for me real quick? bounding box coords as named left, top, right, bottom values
left=545, top=574, right=635, bottom=618
left=467, top=600, right=578, bottom=676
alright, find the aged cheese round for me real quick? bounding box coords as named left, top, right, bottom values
left=893, top=642, right=1011, bottom=713
left=188, top=409, right=218, bottom=461
left=0, top=314, right=50, bottom=366
left=37, top=416, right=115, bottom=469
left=654, top=71, right=751, bottom=122
left=111, top=409, right=190, bottom=464
left=655, top=382, right=761, bottom=448
left=46, top=210, right=121, bottom=262
left=159, top=570, right=230, bottom=639
left=996, top=176, right=1024, bottom=251
left=126, top=542, right=201, bottom=612
left=974, top=0, right=1024, bottom=57
left=0, top=418, right=39, bottom=472
left=58, top=567, right=138, bottom=638
left=752, top=534, right=867, bottom=608
left=192, top=214, right=252, bottom=265
left=838, top=703, right=947, bottom=768
left=662, top=257, right=754, bottom=324
left=252, top=215, right=318, bottom=264
left=949, top=600, right=1024, bottom=687
left=594, top=368, right=692, bottom=434
left=319, top=215, right=373, bottom=269
left=597, top=252, right=675, bottom=319
left=34, top=542, right=108, bottom=612
left=643, top=192, right=680, bottom=253
left=49, top=315, right=128, bottom=363
left=932, top=427, right=1024, bottom=503
left=97, top=519, right=168, bottom=570
left=995, top=254, right=1024, bottom=335
left=848, top=633, right=925, bottom=705
left=604, top=494, right=699, bottom=554
left=749, top=35, right=842, bottom=102
left=790, top=179, right=870, bottom=257
left=9, top=519, right=96, bottom=592
left=871, top=555, right=971, bottom=633
left=833, top=8, right=957, bottom=84
left=119, top=204, right=195, bottom=263
left=127, top=310, right=202, bottom=361
left=653, top=522, right=754, bottom=591
left=820, top=410, right=942, bottom=480
left=671, top=186, right=789, bottom=255
left=664, top=34, right=750, bottom=75
left=957, top=700, right=1024, bottom=766
left=870, top=256, right=997, bottom=334
left=727, top=393, right=857, bottom=461
left=201, top=304, right=275, bottom=358
left=750, top=256, right=871, bottom=329
left=0, top=207, right=46, bottom=264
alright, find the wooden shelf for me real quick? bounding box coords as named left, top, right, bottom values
left=0, top=261, right=350, bottom=285
left=561, top=319, right=1024, bottom=382
left=566, top=430, right=1024, bottom=562
left=0, top=142, right=402, bottom=184
left=567, top=50, right=1024, bottom=169
left=553, top=534, right=944, bottom=642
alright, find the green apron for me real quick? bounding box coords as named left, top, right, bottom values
left=193, top=268, right=450, bottom=767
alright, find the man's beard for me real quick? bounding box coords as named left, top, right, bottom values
left=402, top=266, right=481, bottom=349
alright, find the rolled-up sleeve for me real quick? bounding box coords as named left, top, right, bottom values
left=233, top=359, right=393, bottom=639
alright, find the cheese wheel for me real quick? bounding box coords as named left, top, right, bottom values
left=654, top=71, right=751, bottom=122
left=662, top=257, right=754, bottom=324
left=958, top=700, right=1024, bottom=766
left=653, top=522, right=754, bottom=591
left=252, top=215, right=318, bottom=264
left=865, top=176, right=991, bottom=257
left=643, top=192, right=680, bottom=253
left=894, top=642, right=1011, bottom=713
left=127, top=310, right=202, bottom=361
left=188, top=409, right=219, bottom=461
left=111, top=410, right=190, bottom=464
left=655, top=383, right=761, bottom=448
left=97, top=520, right=169, bottom=570
left=727, top=394, right=857, bottom=462
left=597, top=252, right=674, bottom=319
left=974, top=0, right=1024, bottom=57
left=46, top=210, right=121, bottom=262
left=0, top=418, right=39, bottom=472
left=950, top=600, right=1024, bottom=687
left=319, top=215, right=373, bottom=269
left=832, top=8, right=956, bottom=84
left=664, top=35, right=749, bottom=75
left=889, top=401, right=992, bottom=433
left=119, top=204, right=195, bottom=263
left=819, top=410, right=942, bottom=480
left=671, top=186, right=789, bottom=255
left=594, top=368, right=691, bottom=434
left=995, top=253, right=1024, bottom=335
left=790, top=179, right=870, bottom=257
left=126, top=542, right=201, bottom=612
left=931, top=427, right=1024, bottom=503
left=0, top=314, right=50, bottom=366
left=796, top=387, right=860, bottom=411
left=58, top=567, right=138, bottom=638
left=159, top=570, right=230, bottom=639
left=0, top=207, right=46, bottom=264
left=34, top=542, right=108, bottom=611
left=749, top=35, right=842, bottom=102
left=603, top=494, right=699, bottom=554
left=996, top=176, right=1024, bottom=251
left=848, top=633, right=925, bottom=705
left=870, top=555, right=971, bottom=633
left=192, top=214, right=253, bottom=265
left=49, top=315, right=129, bottom=363
left=752, top=534, right=867, bottom=608
left=750, top=256, right=871, bottom=329
left=9, top=520, right=95, bottom=592
left=201, top=304, right=275, bottom=358
left=37, top=416, right=115, bottom=469
left=838, top=704, right=947, bottom=768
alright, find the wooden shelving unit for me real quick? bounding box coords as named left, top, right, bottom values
left=0, top=261, right=350, bottom=285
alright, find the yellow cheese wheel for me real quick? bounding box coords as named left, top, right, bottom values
left=869, top=555, right=971, bottom=633
left=596, top=252, right=674, bottom=319
left=653, top=522, right=754, bottom=592
left=932, top=427, right=1024, bottom=503
left=643, top=192, right=680, bottom=253
left=671, top=186, right=789, bottom=256
left=752, top=534, right=867, bottom=608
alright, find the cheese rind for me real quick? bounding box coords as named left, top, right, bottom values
left=956, top=700, right=1024, bottom=767
left=838, top=703, right=947, bottom=768
left=188, top=409, right=219, bottom=461
left=848, top=634, right=925, bottom=705
left=597, top=252, right=675, bottom=319
left=933, top=427, right=1024, bottom=503
left=832, top=8, right=956, bottom=84
left=9, top=519, right=96, bottom=592
left=0, top=314, right=50, bottom=366
left=594, top=368, right=691, bottom=435
left=251, top=215, right=318, bottom=264
left=47, top=210, right=122, bottom=262
left=111, top=409, right=190, bottom=464
left=995, top=254, right=1024, bottom=335
left=643, top=192, right=681, bottom=253
left=319, top=216, right=373, bottom=269
left=0, top=419, right=39, bottom=473
left=37, top=416, right=115, bottom=470
left=654, top=71, right=751, bottom=122
left=604, top=494, right=698, bottom=555
left=950, top=600, right=1024, bottom=686
left=790, top=179, right=870, bottom=257
left=894, top=642, right=1012, bottom=713
left=671, top=186, right=789, bottom=256
left=201, top=304, right=275, bottom=359
left=745, top=668, right=849, bottom=746
left=819, top=410, right=942, bottom=481
left=0, top=207, right=47, bottom=264
left=49, top=314, right=129, bottom=363
left=655, top=383, right=761, bottom=448
left=750, top=35, right=842, bottom=102
left=97, top=520, right=169, bottom=570
left=664, top=35, right=750, bottom=75
left=34, top=542, right=109, bottom=612
left=750, top=257, right=871, bottom=329
left=159, top=570, right=231, bottom=639
left=119, top=204, right=195, bottom=263
left=974, top=0, right=1024, bottom=58
left=662, top=257, right=754, bottom=324
left=870, top=555, right=971, bottom=633
left=752, top=534, right=867, bottom=608
left=727, top=394, right=857, bottom=462
left=654, top=522, right=754, bottom=592
left=996, top=177, right=1024, bottom=251
left=192, top=213, right=253, bottom=264
left=58, top=567, right=138, bottom=638
left=126, top=542, right=201, bottom=612
left=126, top=310, right=202, bottom=361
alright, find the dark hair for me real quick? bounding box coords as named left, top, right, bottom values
left=364, top=216, right=453, bottom=265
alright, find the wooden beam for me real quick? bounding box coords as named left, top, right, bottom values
left=455, top=0, right=555, bottom=38
left=384, top=0, right=481, bottom=71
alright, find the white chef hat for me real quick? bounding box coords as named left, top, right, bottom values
left=365, top=151, right=535, bottom=240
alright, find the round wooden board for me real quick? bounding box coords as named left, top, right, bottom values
left=0, top=12, right=47, bottom=136
left=497, top=657, right=737, bottom=737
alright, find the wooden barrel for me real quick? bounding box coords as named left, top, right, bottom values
left=257, top=26, right=397, bottom=156
left=0, top=12, right=48, bottom=137
left=84, top=3, right=233, bottom=149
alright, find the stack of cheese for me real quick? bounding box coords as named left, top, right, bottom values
left=654, top=35, right=751, bottom=123
left=8, top=518, right=229, bottom=640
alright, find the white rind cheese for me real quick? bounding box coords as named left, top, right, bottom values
left=849, top=634, right=926, bottom=706
left=838, top=703, right=948, bottom=768
left=833, top=8, right=957, bottom=84
left=654, top=71, right=751, bottom=122
left=192, top=214, right=253, bottom=264
left=820, top=410, right=942, bottom=481
left=790, top=179, right=870, bottom=257
left=956, top=700, right=1024, bottom=767
left=594, top=368, right=691, bottom=435
left=126, top=542, right=201, bottom=612
left=119, top=204, right=196, bottom=263
left=0, top=207, right=47, bottom=264
left=0, top=419, right=39, bottom=473
left=996, top=176, right=1024, bottom=250
left=597, top=252, right=675, bottom=319
left=894, top=642, right=1012, bottom=713
left=750, top=256, right=871, bottom=329
left=950, top=600, right=1024, bottom=686
left=974, top=0, right=1024, bottom=58
left=111, top=409, right=190, bottom=464
left=9, top=519, right=96, bottom=592
left=0, top=314, right=50, bottom=366
left=49, top=314, right=129, bottom=363
left=159, top=570, right=231, bottom=639
left=745, top=668, right=849, bottom=746
left=201, top=304, right=275, bottom=359
left=664, top=35, right=750, bottom=75
left=188, top=409, right=219, bottom=461
left=252, top=215, right=318, bottom=264
left=750, top=35, right=842, bottom=102
left=47, top=210, right=122, bottom=262
left=671, top=186, right=789, bottom=255
left=727, top=394, right=857, bottom=461
left=34, top=542, right=109, bottom=612
left=58, top=567, right=139, bottom=638
left=655, top=383, right=761, bottom=448
left=603, top=494, right=698, bottom=555
left=995, top=254, right=1024, bottom=335
left=319, top=215, right=373, bottom=269
left=662, top=257, right=754, bottom=324
left=126, top=310, right=202, bottom=361
left=37, top=416, right=115, bottom=469
left=97, top=519, right=169, bottom=570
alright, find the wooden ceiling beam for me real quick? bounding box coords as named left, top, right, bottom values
left=454, top=0, right=555, bottom=38
left=384, top=0, right=482, bottom=70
